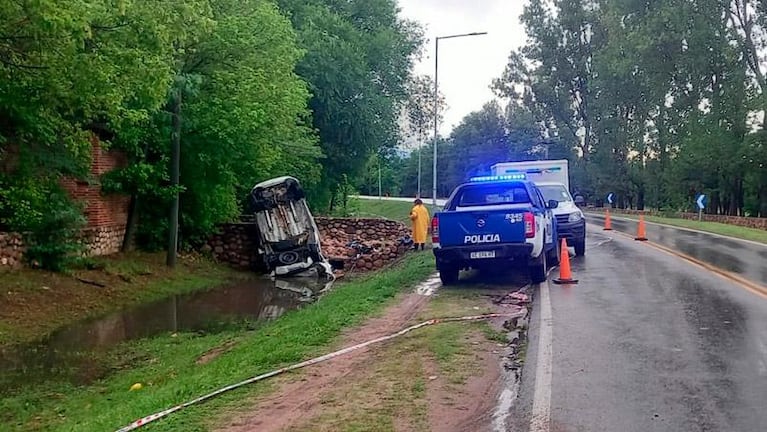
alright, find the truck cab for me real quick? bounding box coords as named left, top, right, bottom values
left=432, top=176, right=560, bottom=285
left=491, top=160, right=586, bottom=256
left=535, top=182, right=586, bottom=256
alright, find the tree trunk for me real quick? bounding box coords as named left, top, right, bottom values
left=121, top=194, right=139, bottom=252
left=166, top=88, right=182, bottom=268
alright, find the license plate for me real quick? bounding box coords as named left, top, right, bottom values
left=470, top=251, right=496, bottom=259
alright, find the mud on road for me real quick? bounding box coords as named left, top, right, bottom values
left=217, top=273, right=531, bottom=432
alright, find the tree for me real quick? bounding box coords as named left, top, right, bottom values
left=106, top=0, right=321, bottom=249
left=276, top=0, right=423, bottom=210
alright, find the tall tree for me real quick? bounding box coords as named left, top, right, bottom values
left=276, top=0, right=423, bottom=209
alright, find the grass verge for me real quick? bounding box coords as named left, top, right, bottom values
left=592, top=212, right=767, bottom=244
left=1, top=252, right=435, bottom=432
left=349, top=198, right=415, bottom=223
left=284, top=289, right=505, bottom=431
left=0, top=252, right=242, bottom=346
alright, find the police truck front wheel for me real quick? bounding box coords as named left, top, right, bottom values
left=574, top=239, right=586, bottom=256
left=438, top=264, right=459, bottom=286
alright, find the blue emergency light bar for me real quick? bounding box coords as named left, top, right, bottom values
left=469, top=174, right=527, bottom=182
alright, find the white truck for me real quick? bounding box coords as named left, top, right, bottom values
left=491, top=160, right=586, bottom=255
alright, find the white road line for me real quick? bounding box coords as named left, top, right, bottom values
left=530, top=280, right=553, bottom=432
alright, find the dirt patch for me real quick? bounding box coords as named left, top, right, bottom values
left=219, top=292, right=430, bottom=432
left=425, top=333, right=503, bottom=432
left=197, top=339, right=239, bottom=365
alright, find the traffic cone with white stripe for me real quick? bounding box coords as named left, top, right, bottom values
left=553, top=238, right=578, bottom=285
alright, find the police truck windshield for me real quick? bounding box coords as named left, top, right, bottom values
left=456, top=185, right=531, bottom=207
left=538, top=184, right=572, bottom=203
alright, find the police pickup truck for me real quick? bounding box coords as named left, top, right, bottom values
left=431, top=175, right=560, bottom=285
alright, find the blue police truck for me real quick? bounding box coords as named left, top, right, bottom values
left=431, top=175, right=560, bottom=285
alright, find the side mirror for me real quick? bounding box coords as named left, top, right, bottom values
left=574, top=195, right=585, bottom=205
left=547, top=200, right=559, bottom=209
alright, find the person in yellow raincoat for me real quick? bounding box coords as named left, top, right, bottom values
left=409, top=199, right=430, bottom=250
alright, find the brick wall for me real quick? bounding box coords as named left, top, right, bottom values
left=60, top=135, right=129, bottom=255
left=60, top=136, right=130, bottom=229
left=0, top=136, right=131, bottom=267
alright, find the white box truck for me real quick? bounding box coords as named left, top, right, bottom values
left=491, top=160, right=586, bottom=255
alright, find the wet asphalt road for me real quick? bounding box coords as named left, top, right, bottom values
left=506, top=225, right=767, bottom=432
left=585, top=213, right=767, bottom=287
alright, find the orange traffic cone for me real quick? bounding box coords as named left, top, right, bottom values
left=603, top=209, right=613, bottom=231
left=635, top=214, right=648, bottom=241
left=553, top=238, right=578, bottom=285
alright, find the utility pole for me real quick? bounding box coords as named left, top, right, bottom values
left=166, top=87, right=181, bottom=267
left=417, top=138, right=422, bottom=198
left=432, top=32, right=487, bottom=208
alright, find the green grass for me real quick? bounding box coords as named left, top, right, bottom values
left=350, top=199, right=416, bottom=223
left=596, top=212, right=767, bottom=244
left=283, top=288, right=501, bottom=431
left=2, top=253, right=436, bottom=432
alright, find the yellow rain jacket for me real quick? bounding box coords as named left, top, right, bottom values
left=410, top=204, right=430, bottom=244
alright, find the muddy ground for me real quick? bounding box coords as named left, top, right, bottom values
left=217, top=275, right=530, bottom=432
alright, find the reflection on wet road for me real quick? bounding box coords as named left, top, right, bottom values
left=0, top=277, right=332, bottom=394
left=509, top=227, right=767, bottom=432
left=586, top=214, right=767, bottom=286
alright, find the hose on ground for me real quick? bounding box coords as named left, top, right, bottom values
left=114, top=312, right=523, bottom=432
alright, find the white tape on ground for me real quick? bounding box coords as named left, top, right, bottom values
left=114, top=313, right=523, bottom=432
left=530, top=279, right=553, bottom=432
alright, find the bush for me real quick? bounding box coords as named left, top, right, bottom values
left=23, top=189, right=86, bottom=271
left=0, top=175, right=86, bottom=271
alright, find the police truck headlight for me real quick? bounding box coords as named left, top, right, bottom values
left=568, top=211, right=584, bottom=223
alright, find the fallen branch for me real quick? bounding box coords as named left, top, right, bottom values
left=76, top=277, right=106, bottom=288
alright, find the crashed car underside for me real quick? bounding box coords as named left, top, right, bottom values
left=249, top=176, right=333, bottom=279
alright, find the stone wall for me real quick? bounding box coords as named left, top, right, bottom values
left=0, top=225, right=127, bottom=268
left=589, top=208, right=767, bottom=231
left=80, top=224, right=127, bottom=256
left=205, top=217, right=412, bottom=273
left=316, top=218, right=411, bottom=272
left=203, top=223, right=262, bottom=270
left=0, top=233, right=25, bottom=268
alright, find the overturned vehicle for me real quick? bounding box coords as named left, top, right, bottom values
left=249, top=176, right=333, bottom=279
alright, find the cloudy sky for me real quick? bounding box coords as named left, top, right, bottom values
left=398, top=0, right=527, bottom=136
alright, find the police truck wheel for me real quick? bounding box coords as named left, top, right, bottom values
left=439, top=265, right=459, bottom=285
left=574, top=239, right=586, bottom=257
left=547, top=238, right=561, bottom=266
left=530, top=252, right=547, bottom=284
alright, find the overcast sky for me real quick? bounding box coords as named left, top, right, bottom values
left=398, top=0, right=527, bottom=136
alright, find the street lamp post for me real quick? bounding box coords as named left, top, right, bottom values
left=432, top=32, right=487, bottom=208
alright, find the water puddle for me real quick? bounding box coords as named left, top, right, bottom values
left=0, top=276, right=332, bottom=394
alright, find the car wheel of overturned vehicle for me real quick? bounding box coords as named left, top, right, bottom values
left=278, top=251, right=300, bottom=265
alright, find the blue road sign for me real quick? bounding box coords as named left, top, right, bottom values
left=607, top=193, right=614, bottom=205
left=696, top=194, right=707, bottom=210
